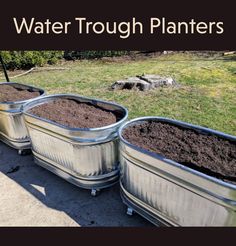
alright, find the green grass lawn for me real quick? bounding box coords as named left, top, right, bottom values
left=3, top=53, right=236, bottom=135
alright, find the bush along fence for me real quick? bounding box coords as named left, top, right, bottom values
left=0, top=51, right=130, bottom=70
left=0, top=51, right=64, bottom=70
left=63, top=51, right=129, bottom=60
left=1, top=51, right=235, bottom=70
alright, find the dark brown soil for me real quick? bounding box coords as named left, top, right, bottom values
left=0, top=84, right=41, bottom=102
left=122, top=121, right=236, bottom=183
left=29, top=98, right=118, bottom=128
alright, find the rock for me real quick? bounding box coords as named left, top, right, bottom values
left=112, top=74, right=178, bottom=91
left=138, top=74, right=177, bottom=88
left=111, top=77, right=150, bottom=91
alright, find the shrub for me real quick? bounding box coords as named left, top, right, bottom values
left=0, top=51, right=64, bottom=70
left=64, top=51, right=129, bottom=60
left=0, top=51, right=130, bottom=70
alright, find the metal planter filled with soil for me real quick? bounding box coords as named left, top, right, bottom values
left=119, top=117, right=236, bottom=226
left=0, top=82, right=45, bottom=153
left=23, top=94, right=128, bottom=195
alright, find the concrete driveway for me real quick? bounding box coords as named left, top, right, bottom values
left=0, top=142, right=152, bottom=226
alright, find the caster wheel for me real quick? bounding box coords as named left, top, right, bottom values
left=127, top=207, right=134, bottom=216
left=18, top=149, right=31, bottom=156
left=91, top=189, right=100, bottom=197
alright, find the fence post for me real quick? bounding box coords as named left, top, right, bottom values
left=0, top=54, right=10, bottom=82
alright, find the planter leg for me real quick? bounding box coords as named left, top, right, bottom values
left=91, top=189, right=100, bottom=197
left=18, top=149, right=31, bottom=156
left=127, top=207, right=134, bottom=216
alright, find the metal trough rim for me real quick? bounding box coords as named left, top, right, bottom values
left=118, top=116, right=236, bottom=191
left=22, top=93, right=128, bottom=132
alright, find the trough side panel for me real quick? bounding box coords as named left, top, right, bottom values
left=0, top=111, right=28, bottom=141
left=73, top=138, right=119, bottom=176
left=120, top=155, right=235, bottom=226
left=28, top=126, right=75, bottom=172
left=27, top=125, right=120, bottom=177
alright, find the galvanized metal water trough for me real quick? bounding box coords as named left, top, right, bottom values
left=119, top=117, right=236, bottom=226
left=23, top=94, right=128, bottom=196
left=0, top=82, right=45, bottom=154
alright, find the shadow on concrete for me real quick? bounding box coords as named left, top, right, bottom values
left=0, top=142, right=152, bottom=226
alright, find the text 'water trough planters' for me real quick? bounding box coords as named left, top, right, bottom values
left=23, top=94, right=128, bottom=196
left=0, top=82, right=45, bottom=154
left=119, top=117, right=236, bottom=226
